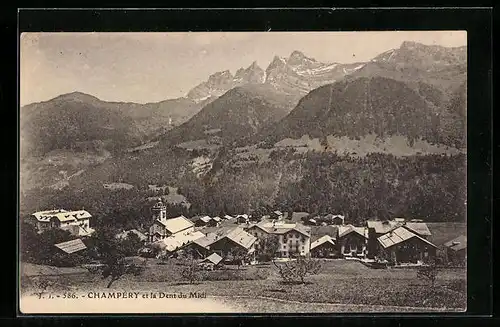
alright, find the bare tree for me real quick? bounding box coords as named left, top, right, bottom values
left=417, top=260, right=439, bottom=287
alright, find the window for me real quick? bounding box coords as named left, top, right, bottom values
left=283, top=245, right=286, bottom=249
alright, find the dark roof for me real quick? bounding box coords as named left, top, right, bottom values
left=338, top=225, right=367, bottom=238
left=443, top=235, right=467, bottom=251
left=377, top=227, right=437, bottom=249
left=367, top=220, right=431, bottom=236
left=54, top=239, right=87, bottom=254
left=310, top=235, right=335, bottom=250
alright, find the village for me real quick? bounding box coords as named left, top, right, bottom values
left=26, top=198, right=467, bottom=270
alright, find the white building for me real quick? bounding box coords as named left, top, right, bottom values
left=30, top=209, right=94, bottom=237
left=245, top=221, right=311, bottom=258
left=148, top=199, right=194, bottom=242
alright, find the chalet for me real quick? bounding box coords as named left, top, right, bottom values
left=322, top=213, right=345, bottom=225
left=331, top=215, right=345, bottom=225
left=366, top=219, right=431, bottom=258
left=148, top=209, right=194, bottom=243
left=377, top=226, right=437, bottom=264
left=208, top=216, right=221, bottom=227
left=245, top=221, right=311, bottom=258
left=193, top=215, right=212, bottom=227
left=270, top=210, right=284, bottom=221
left=199, top=253, right=223, bottom=270
left=183, top=232, right=220, bottom=259
left=443, top=235, right=466, bottom=266
left=209, top=227, right=257, bottom=261
left=310, top=235, right=337, bottom=258
left=30, top=209, right=94, bottom=237
left=337, top=225, right=368, bottom=258
left=235, top=214, right=249, bottom=224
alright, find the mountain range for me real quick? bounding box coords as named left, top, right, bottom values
left=20, top=41, right=467, bottom=227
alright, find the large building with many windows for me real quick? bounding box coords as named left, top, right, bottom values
left=245, top=221, right=311, bottom=258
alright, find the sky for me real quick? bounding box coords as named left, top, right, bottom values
left=20, top=31, right=467, bottom=106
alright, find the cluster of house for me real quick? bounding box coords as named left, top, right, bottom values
left=29, top=209, right=95, bottom=237
left=27, top=202, right=466, bottom=267
left=28, top=209, right=95, bottom=255
left=140, top=200, right=467, bottom=267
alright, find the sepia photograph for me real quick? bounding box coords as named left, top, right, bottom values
left=19, top=31, right=467, bottom=314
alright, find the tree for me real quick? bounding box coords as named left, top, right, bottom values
left=120, top=231, right=143, bottom=256
left=273, top=256, right=322, bottom=284
left=101, top=256, right=145, bottom=288
left=417, top=260, right=439, bottom=287
left=256, top=234, right=280, bottom=262
left=180, top=248, right=203, bottom=284
left=88, top=228, right=144, bottom=288
left=229, top=247, right=249, bottom=270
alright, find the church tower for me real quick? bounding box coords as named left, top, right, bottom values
left=151, top=198, right=167, bottom=223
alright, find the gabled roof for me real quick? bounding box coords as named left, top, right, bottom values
left=248, top=221, right=311, bottom=237
left=273, top=210, right=283, bottom=216
left=236, top=214, right=249, bottom=220
left=338, top=225, right=368, bottom=238
left=34, top=210, right=92, bottom=223
left=201, top=253, right=223, bottom=265
left=158, top=216, right=194, bottom=234
left=367, top=220, right=402, bottom=234
left=32, top=209, right=68, bottom=222
left=443, top=235, right=467, bottom=251
left=212, top=216, right=222, bottom=222
left=223, top=228, right=256, bottom=250
left=377, top=226, right=437, bottom=249
left=162, top=231, right=205, bottom=252
left=367, top=220, right=431, bottom=237
left=192, top=232, right=220, bottom=248
left=54, top=239, right=87, bottom=254
left=310, top=235, right=336, bottom=250
left=224, top=215, right=234, bottom=220
left=198, top=216, right=212, bottom=223
left=403, top=222, right=432, bottom=236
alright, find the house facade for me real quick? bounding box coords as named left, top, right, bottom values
left=245, top=221, right=311, bottom=258
left=377, top=226, right=437, bottom=264
left=443, top=235, right=466, bottom=266
left=208, top=228, right=257, bottom=262
left=337, top=225, right=368, bottom=258
left=366, top=219, right=432, bottom=259
left=310, top=235, right=338, bottom=258
left=30, top=209, right=94, bottom=236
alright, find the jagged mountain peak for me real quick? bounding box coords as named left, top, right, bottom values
left=288, top=50, right=315, bottom=65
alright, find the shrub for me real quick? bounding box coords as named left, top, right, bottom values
left=273, top=257, right=322, bottom=284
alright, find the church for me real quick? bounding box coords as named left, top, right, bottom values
left=147, top=199, right=194, bottom=242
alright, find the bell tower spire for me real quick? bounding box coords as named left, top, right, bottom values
left=151, top=198, right=167, bottom=223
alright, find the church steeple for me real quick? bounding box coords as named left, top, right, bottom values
left=151, top=198, right=167, bottom=222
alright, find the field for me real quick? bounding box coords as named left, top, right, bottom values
left=20, top=259, right=466, bottom=313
